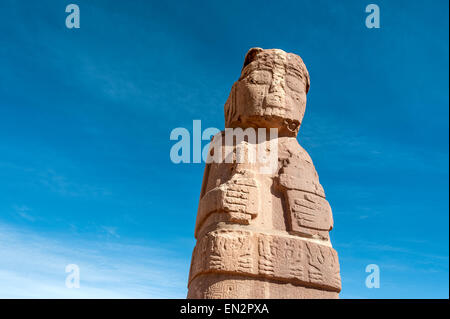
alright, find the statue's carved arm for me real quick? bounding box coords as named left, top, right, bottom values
left=195, top=169, right=259, bottom=237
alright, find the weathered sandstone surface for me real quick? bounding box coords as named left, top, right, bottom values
left=187, top=48, right=341, bottom=298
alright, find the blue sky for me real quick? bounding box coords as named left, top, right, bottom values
left=0, top=0, right=448, bottom=298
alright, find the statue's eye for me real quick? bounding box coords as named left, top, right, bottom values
left=247, top=70, right=272, bottom=85
left=286, top=75, right=304, bottom=93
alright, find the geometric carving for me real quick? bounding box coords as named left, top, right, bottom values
left=188, top=229, right=341, bottom=292
left=187, top=274, right=340, bottom=299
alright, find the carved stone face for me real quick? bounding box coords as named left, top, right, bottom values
left=225, top=48, right=310, bottom=137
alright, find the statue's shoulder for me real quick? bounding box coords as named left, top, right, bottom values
left=279, top=137, right=314, bottom=164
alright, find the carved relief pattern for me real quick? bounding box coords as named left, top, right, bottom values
left=195, top=170, right=259, bottom=237
left=189, top=229, right=341, bottom=292
left=306, top=242, right=341, bottom=289
left=286, top=190, right=334, bottom=232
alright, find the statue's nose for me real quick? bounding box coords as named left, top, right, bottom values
left=268, top=75, right=285, bottom=94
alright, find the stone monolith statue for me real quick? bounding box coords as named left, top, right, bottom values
left=187, top=48, right=341, bottom=298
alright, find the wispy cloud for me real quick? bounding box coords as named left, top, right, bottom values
left=336, top=239, right=449, bottom=277
left=0, top=161, right=112, bottom=200
left=12, top=205, right=35, bottom=222
left=38, top=169, right=112, bottom=198
left=301, top=112, right=448, bottom=175
left=100, top=226, right=120, bottom=238
left=0, top=223, right=189, bottom=298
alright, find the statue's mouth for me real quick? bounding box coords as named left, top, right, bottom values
left=262, top=99, right=289, bottom=117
